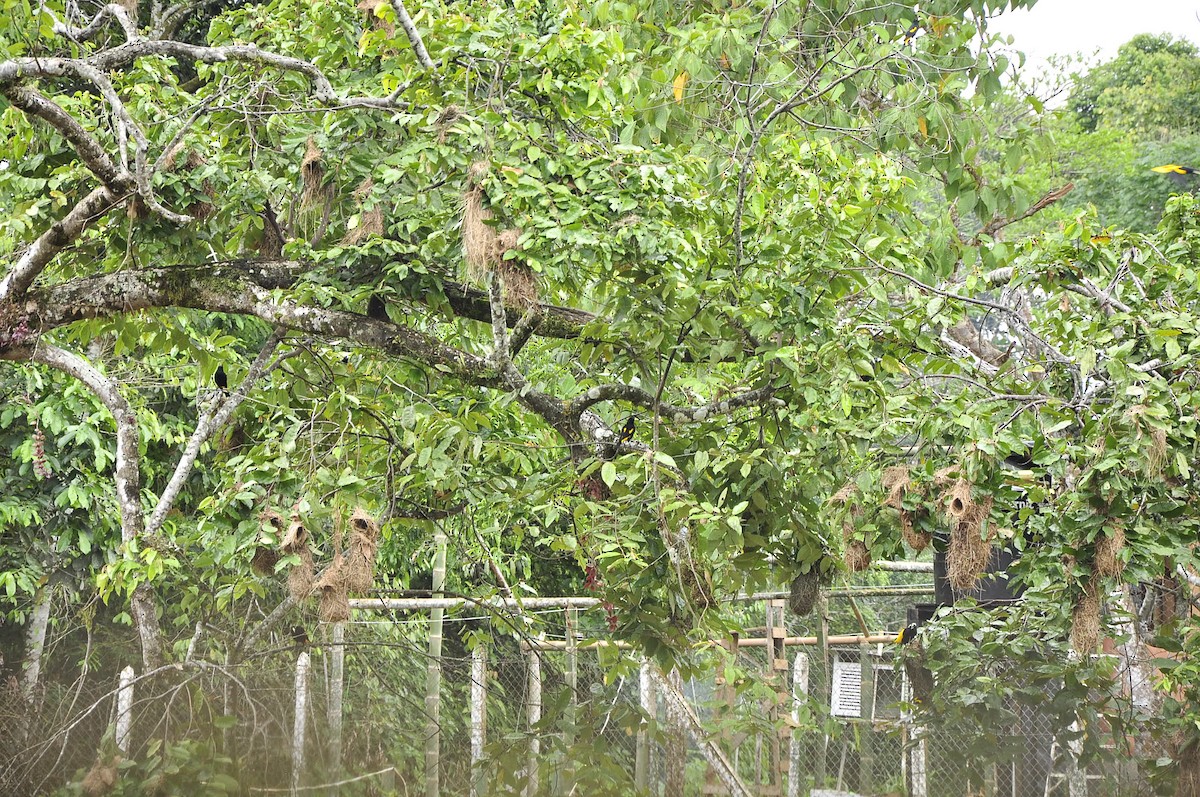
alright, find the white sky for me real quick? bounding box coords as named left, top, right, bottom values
left=987, top=0, right=1200, bottom=77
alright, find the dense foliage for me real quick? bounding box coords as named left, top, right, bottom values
left=2, top=0, right=1200, bottom=791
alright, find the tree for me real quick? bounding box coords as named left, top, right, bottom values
left=1068, top=33, right=1200, bottom=136
left=3, top=0, right=1200, bottom=791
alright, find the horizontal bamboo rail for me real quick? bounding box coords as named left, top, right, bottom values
left=520, top=634, right=895, bottom=652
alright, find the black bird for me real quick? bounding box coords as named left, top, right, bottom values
left=290, top=625, right=309, bottom=651
left=367, top=294, right=388, bottom=321
left=618, top=416, right=636, bottom=444
left=895, top=622, right=919, bottom=645
left=214, top=364, right=228, bottom=393
left=902, top=19, right=919, bottom=45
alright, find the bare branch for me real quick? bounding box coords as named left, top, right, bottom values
left=394, top=0, right=436, bottom=70
left=50, top=2, right=140, bottom=42
left=567, top=382, right=777, bottom=423
left=0, top=186, right=119, bottom=303
left=975, top=182, right=1074, bottom=243
left=145, top=327, right=288, bottom=537
left=509, top=306, right=543, bottom=358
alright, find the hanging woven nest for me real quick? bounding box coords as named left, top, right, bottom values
left=316, top=553, right=350, bottom=623
left=282, top=519, right=315, bottom=601
left=300, top=137, right=329, bottom=208
left=829, top=482, right=858, bottom=506
left=1094, top=520, right=1126, bottom=579
left=461, top=161, right=534, bottom=307
left=943, top=477, right=974, bottom=524
left=788, top=571, right=822, bottom=616
left=899, top=509, right=932, bottom=553
left=252, top=509, right=287, bottom=575
left=344, top=508, right=381, bottom=594
left=1070, top=573, right=1102, bottom=655
left=947, top=494, right=994, bottom=591
left=881, top=465, right=911, bottom=510
left=341, top=177, right=385, bottom=245
left=844, top=535, right=871, bottom=572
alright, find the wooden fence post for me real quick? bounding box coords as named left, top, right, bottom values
left=665, top=669, right=686, bottom=797
left=425, top=530, right=447, bottom=797
left=470, top=644, right=487, bottom=797
left=859, top=643, right=875, bottom=794
left=788, top=653, right=809, bottom=797
left=328, top=622, right=346, bottom=794
left=292, top=651, right=311, bottom=797
left=561, top=607, right=578, bottom=793
left=635, top=658, right=655, bottom=790
left=116, top=665, right=135, bottom=755
left=526, top=645, right=542, bottom=797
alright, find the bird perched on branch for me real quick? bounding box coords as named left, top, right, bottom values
left=895, top=622, right=919, bottom=645
left=214, top=365, right=228, bottom=393
left=617, top=416, right=636, bottom=445
left=901, top=19, right=920, bottom=45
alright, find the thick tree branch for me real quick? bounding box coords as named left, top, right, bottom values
left=19, top=261, right=596, bottom=341
left=394, top=0, right=436, bottom=69
left=0, top=187, right=120, bottom=303
left=0, top=57, right=189, bottom=224
left=567, top=383, right=777, bottom=424
left=14, top=262, right=494, bottom=382
left=2, top=84, right=132, bottom=190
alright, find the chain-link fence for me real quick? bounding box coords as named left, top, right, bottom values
left=0, top=578, right=1180, bottom=796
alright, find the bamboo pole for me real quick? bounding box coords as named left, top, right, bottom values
left=742, top=585, right=935, bottom=600
left=292, top=651, right=311, bottom=797
left=521, top=633, right=893, bottom=651
left=425, top=530, right=447, bottom=797
left=115, top=665, right=135, bottom=755
left=816, top=594, right=829, bottom=788
left=526, top=645, right=542, bottom=797
left=350, top=596, right=600, bottom=611
left=665, top=669, right=686, bottom=797
left=328, top=622, right=345, bottom=795
left=18, top=585, right=52, bottom=741
left=787, top=653, right=809, bottom=797
left=470, top=645, right=487, bottom=797
left=768, top=599, right=787, bottom=793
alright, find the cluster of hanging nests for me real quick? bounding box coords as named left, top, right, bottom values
left=265, top=140, right=536, bottom=311
left=827, top=464, right=1129, bottom=656
left=462, top=160, right=536, bottom=307
left=252, top=508, right=381, bottom=623
left=828, top=465, right=999, bottom=590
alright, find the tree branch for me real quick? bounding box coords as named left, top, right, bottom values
left=0, top=342, right=163, bottom=668
left=145, top=327, right=288, bottom=537
left=2, top=84, right=132, bottom=190
left=0, top=186, right=120, bottom=303
left=50, top=3, right=140, bottom=42
left=19, top=261, right=597, bottom=341
left=567, top=383, right=777, bottom=424
left=393, top=0, right=436, bottom=70
left=975, top=182, right=1074, bottom=243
